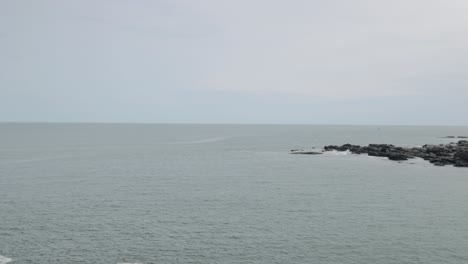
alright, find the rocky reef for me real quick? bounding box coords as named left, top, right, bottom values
left=323, top=140, right=468, bottom=167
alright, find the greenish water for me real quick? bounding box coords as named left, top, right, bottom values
left=1, top=123, right=468, bottom=264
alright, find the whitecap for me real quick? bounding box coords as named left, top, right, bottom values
left=324, top=150, right=351, bottom=156
left=0, top=255, right=12, bottom=264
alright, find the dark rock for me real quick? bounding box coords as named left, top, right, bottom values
left=316, top=140, right=468, bottom=168
left=423, top=145, right=449, bottom=155
left=454, top=150, right=468, bottom=162
left=290, top=149, right=323, bottom=155
left=323, top=145, right=338, bottom=151
left=387, top=153, right=410, bottom=161
left=368, top=151, right=386, bottom=157
left=290, top=151, right=323, bottom=155
left=454, top=161, right=468, bottom=167
left=336, top=145, right=349, bottom=151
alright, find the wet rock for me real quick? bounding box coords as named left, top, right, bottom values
left=387, top=153, right=410, bottom=161
left=320, top=140, right=468, bottom=168
left=454, top=160, right=468, bottom=167
left=454, top=150, right=468, bottom=162
left=290, top=149, right=323, bottom=155
left=457, top=140, right=468, bottom=147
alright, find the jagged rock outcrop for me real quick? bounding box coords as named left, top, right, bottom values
left=322, top=140, right=468, bottom=167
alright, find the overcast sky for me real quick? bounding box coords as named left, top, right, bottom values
left=1, top=0, right=467, bottom=125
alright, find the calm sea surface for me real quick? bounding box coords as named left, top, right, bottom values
left=1, top=123, right=468, bottom=264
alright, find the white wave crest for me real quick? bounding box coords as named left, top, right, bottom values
left=324, top=150, right=351, bottom=156
left=0, top=255, right=12, bottom=264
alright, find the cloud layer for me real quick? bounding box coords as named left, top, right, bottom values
left=1, top=0, right=467, bottom=124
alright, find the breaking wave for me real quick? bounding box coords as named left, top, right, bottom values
left=0, top=255, right=12, bottom=264
left=323, top=150, right=352, bottom=155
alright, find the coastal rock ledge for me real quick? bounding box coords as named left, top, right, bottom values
left=323, top=140, right=468, bottom=167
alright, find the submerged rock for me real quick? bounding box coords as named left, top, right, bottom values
left=290, top=149, right=323, bottom=155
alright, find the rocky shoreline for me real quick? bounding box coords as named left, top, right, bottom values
left=322, top=140, right=468, bottom=167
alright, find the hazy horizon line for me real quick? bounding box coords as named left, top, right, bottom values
left=1, top=121, right=467, bottom=127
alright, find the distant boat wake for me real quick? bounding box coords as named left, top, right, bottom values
left=0, top=257, right=143, bottom=264
left=164, top=136, right=234, bottom=145
left=0, top=255, right=12, bottom=264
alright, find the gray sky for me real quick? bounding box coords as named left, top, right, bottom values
left=1, top=0, right=467, bottom=125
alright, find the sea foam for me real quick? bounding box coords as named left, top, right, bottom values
left=324, top=150, right=351, bottom=156
left=0, top=256, right=12, bottom=264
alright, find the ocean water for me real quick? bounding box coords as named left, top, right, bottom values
left=1, top=123, right=468, bottom=264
